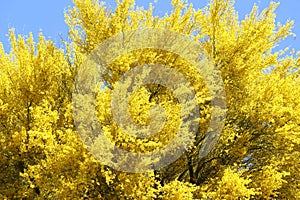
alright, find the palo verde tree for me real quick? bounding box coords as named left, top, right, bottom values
left=0, top=0, right=300, bottom=199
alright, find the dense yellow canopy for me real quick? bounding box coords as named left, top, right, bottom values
left=0, top=0, right=299, bottom=199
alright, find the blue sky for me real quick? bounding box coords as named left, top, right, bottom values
left=0, top=0, right=299, bottom=53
